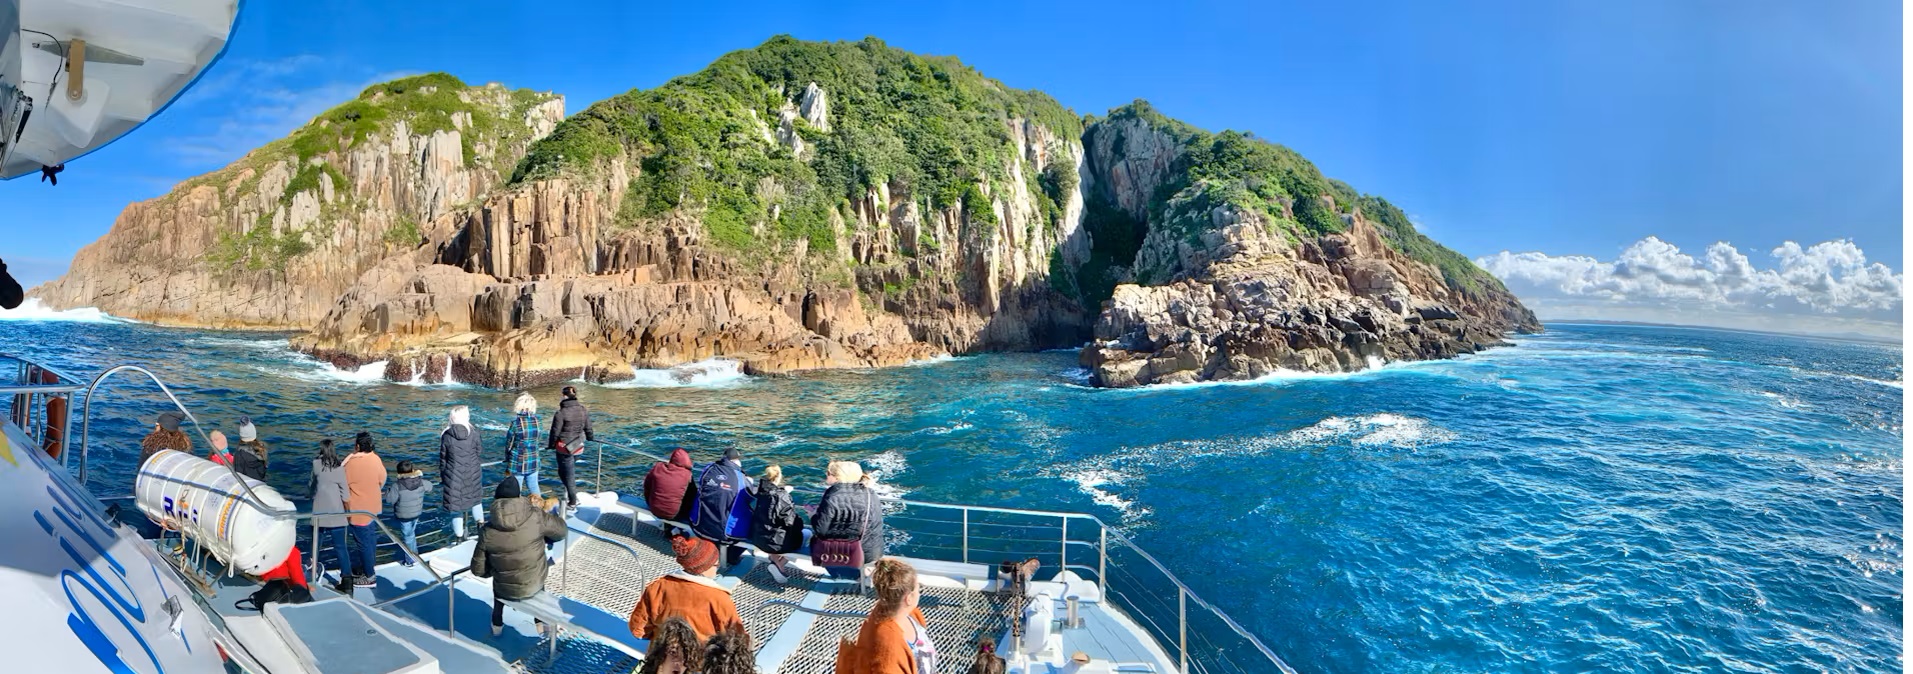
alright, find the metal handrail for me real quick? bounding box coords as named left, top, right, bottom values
left=583, top=439, right=1295, bottom=674
left=754, top=598, right=867, bottom=621
left=371, top=565, right=473, bottom=608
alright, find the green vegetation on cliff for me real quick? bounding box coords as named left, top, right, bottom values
left=1074, top=100, right=1502, bottom=306
left=511, top=36, right=1082, bottom=262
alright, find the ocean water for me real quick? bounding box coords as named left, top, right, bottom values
left=0, top=309, right=1901, bottom=673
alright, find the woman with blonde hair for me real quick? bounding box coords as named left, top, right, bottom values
left=506, top=393, right=543, bottom=497
left=839, top=558, right=938, bottom=674
left=811, top=460, right=885, bottom=581
left=750, top=464, right=807, bottom=579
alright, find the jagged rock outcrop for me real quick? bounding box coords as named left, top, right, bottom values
left=1075, top=104, right=1539, bottom=387
left=37, top=39, right=1537, bottom=389
left=32, top=76, right=565, bottom=328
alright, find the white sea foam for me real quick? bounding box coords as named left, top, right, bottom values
left=268, top=359, right=388, bottom=384
left=0, top=298, right=137, bottom=323
left=599, top=359, right=749, bottom=389
left=903, top=354, right=963, bottom=366
left=1063, top=468, right=1151, bottom=523
left=189, top=336, right=291, bottom=351
left=864, top=450, right=911, bottom=512
left=920, top=421, right=974, bottom=436
left=1761, top=391, right=1810, bottom=410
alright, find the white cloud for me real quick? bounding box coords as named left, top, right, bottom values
left=159, top=56, right=414, bottom=169
left=1477, top=237, right=1904, bottom=338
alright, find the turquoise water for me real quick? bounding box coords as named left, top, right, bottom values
left=0, top=315, right=1900, bottom=672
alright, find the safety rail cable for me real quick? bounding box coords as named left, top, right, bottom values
left=583, top=440, right=1293, bottom=674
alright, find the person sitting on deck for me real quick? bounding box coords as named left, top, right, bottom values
left=471, top=477, right=568, bottom=638
left=626, top=533, right=743, bottom=640
left=643, top=448, right=697, bottom=524
left=749, top=465, right=806, bottom=578
left=140, top=411, right=190, bottom=462
left=837, top=558, right=938, bottom=674
left=702, top=623, right=758, bottom=674
left=811, top=460, right=885, bottom=581
left=638, top=615, right=705, bottom=674
left=691, top=447, right=754, bottom=567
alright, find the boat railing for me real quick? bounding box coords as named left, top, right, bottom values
left=582, top=440, right=1296, bottom=674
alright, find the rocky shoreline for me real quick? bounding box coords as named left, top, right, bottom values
left=33, top=40, right=1538, bottom=390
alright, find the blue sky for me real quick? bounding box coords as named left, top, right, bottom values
left=1, top=0, right=1901, bottom=332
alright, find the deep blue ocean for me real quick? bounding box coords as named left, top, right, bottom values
left=0, top=308, right=1901, bottom=673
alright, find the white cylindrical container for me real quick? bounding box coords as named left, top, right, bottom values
left=136, top=449, right=297, bottom=575
left=1023, top=592, right=1056, bottom=655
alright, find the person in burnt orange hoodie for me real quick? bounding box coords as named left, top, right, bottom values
left=627, top=533, right=743, bottom=639
left=838, top=559, right=939, bottom=674
left=341, top=431, right=388, bottom=588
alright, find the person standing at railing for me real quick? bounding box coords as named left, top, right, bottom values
left=470, top=477, right=568, bottom=638
left=691, top=447, right=754, bottom=568
left=838, top=558, right=938, bottom=674
left=749, top=465, right=806, bottom=579
left=140, top=411, right=190, bottom=462
left=546, top=386, right=595, bottom=513
left=343, top=431, right=387, bottom=588
left=307, top=439, right=354, bottom=589
left=384, top=460, right=432, bottom=567
left=440, top=405, right=486, bottom=539
left=642, top=448, right=697, bottom=526
left=232, top=417, right=269, bottom=480
left=505, top=393, right=543, bottom=497
left=626, top=533, right=743, bottom=639
left=812, top=460, right=885, bottom=582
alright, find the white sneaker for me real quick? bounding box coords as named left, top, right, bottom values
left=490, top=624, right=502, bottom=638
left=766, top=563, right=788, bottom=584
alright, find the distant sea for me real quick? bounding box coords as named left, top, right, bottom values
left=1, top=304, right=1901, bottom=672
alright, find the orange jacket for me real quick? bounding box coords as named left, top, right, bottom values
left=839, top=609, right=930, bottom=674
left=342, top=453, right=387, bottom=526
left=627, top=573, right=743, bottom=639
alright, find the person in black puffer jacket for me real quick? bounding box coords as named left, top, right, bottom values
left=811, top=460, right=885, bottom=580
left=749, top=465, right=805, bottom=576
left=470, top=478, right=567, bottom=637
left=546, top=386, right=595, bottom=510
left=440, top=405, right=485, bottom=539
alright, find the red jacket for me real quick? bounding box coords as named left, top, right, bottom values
left=642, top=449, right=695, bottom=521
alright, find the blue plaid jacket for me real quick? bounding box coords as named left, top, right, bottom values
left=507, top=412, right=542, bottom=475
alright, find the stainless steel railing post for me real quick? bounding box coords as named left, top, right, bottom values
left=1179, top=587, right=1188, bottom=674
left=447, top=573, right=456, bottom=637
left=1059, top=515, right=1068, bottom=572
left=1098, top=526, right=1107, bottom=586
left=961, top=508, right=969, bottom=564
left=595, top=442, right=603, bottom=494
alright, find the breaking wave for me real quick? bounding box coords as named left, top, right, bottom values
left=600, top=359, right=749, bottom=389
left=0, top=298, right=136, bottom=323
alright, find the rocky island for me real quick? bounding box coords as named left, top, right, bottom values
left=33, top=36, right=1538, bottom=388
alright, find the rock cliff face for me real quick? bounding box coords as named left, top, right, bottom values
left=33, top=75, right=565, bottom=328
left=38, top=38, right=1537, bottom=389
left=1073, top=105, right=1539, bottom=387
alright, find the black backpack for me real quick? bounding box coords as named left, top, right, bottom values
left=234, top=579, right=312, bottom=611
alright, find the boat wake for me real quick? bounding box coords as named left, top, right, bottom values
left=0, top=298, right=137, bottom=323
left=600, top=359, right=749, bottom=389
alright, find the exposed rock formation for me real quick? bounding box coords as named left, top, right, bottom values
left=32, top=77, right=564, bottom=328
left=37, top=39, right=1537, bottom=390
left=1074, top=105, right=1539, bottom=387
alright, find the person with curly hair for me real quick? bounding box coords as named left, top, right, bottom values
left=139, top=411, right=191, bottom=462
left=639, top=616, right=705, bottom=674
left=702, top=623, right=757, bottom=674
